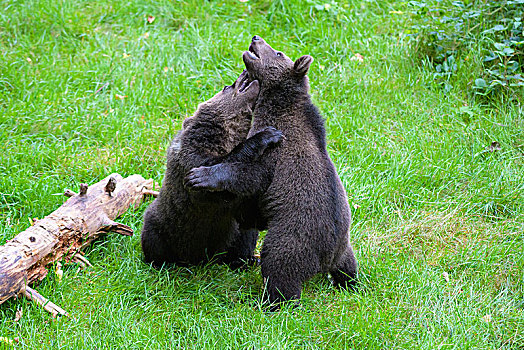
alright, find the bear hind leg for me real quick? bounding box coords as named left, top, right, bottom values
left=330, top=245, right=358, bottom=291
left=220, top=227, right=259, bottom=270
left=141, top=203, right=175, bottom=268
left=260, top=240, right=318, bottom=310
left=262, top=273, right=303, bottom=311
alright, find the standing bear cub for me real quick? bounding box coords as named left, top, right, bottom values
left=141, top=71, right=283, bottom=268
left=186, top=36, right=358, bottom=308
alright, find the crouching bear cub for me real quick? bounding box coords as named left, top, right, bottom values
left=186, top=36, right=358, bottom=308
left=141, top=71, right=283, bottom=268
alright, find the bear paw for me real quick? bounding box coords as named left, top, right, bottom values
left=184, top=164, right=226, bottom=191
left=258, top=126, right=285, bottom=147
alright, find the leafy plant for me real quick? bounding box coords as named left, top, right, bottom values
left=408, top=0, right=524, bottom=98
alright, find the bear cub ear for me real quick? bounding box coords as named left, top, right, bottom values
left=293, top=55, right=314, bottom=76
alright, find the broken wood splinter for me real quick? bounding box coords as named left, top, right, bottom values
left=63, top=189, right=77, bottom=197
left=100, top=220, right=134, bottom=236
left=22, top=285, right=69, bottom=318
left=79, top=183, right=88, bottom=196
left=72, top=253, right=93, bottom=268
left=143, top=189, right=159, bottom=198
left=105, top=176, right=117, bottom=196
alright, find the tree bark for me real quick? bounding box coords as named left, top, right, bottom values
left=0, top=173, right=154, bottom=305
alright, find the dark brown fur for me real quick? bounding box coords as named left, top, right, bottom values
left=141, top=71, right=282, bottom=267
left=186, top=37, right=358, bottom=308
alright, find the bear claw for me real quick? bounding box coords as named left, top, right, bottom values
left=184, top=166, right=222, bottom=191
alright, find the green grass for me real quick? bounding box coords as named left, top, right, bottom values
left=1, top=0, right=523, bottom=348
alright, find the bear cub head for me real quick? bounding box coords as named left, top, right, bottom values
left=243, top=35, right=313, bottom=88
left=182, top=70, right=260, bottom=151
left=193, top=70, right=259, bottom=121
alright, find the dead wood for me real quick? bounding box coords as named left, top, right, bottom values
left=143, top=189, right=159, bottom=198
left=0, top=173, right=154, bottom=307
left=72, top=253, right=92, bottom=268
left=23, top=285, right=69, bottom=318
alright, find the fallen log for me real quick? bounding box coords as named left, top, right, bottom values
left=0, top=173, right=155, bottom=313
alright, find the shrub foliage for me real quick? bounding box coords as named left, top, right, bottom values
left=408, top=0, right=523, bottom=98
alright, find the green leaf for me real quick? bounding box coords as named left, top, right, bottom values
left=484, top=52, right=498, bottom=62
left=490, top=79, right=506, bottom=87
left=475, top=78, right=487, bottom=88
left=458, top=106, right=474, bottom=116
left=508, top=61, right=519, bottom=72
left=494, top=42, right=505, bottom=51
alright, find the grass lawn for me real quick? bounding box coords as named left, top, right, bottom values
left=1, top=0, right=523, bottom=348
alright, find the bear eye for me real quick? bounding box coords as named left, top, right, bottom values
left=276, top=52, right=282, bottom=57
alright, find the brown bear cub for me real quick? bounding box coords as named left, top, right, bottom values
left=141, top=71, right=283, bottom=268
left=186, top=36, right=358, bottom=308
